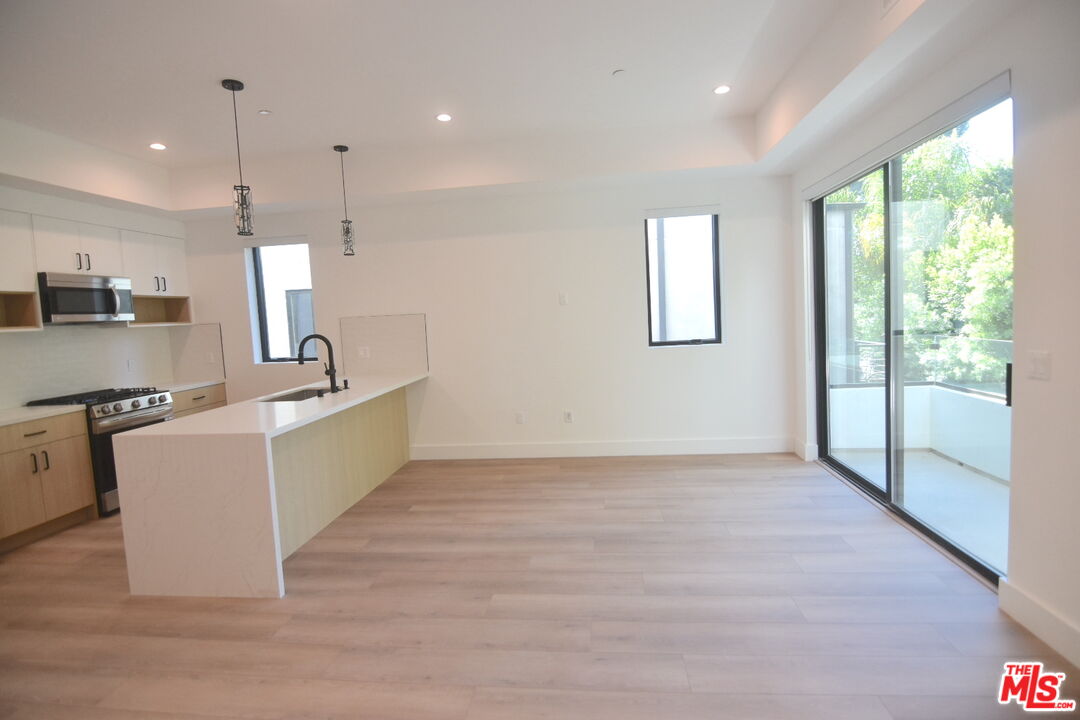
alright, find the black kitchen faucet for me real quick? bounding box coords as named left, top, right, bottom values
left=297, top=334, right=341, bottom=394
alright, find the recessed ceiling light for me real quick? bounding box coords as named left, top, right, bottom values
left=257, top=109, right=272, bottom=115
left=149, top=143, right=167, bottom=150
left=436, top=113, right=452, bottom=122
left=713, top=85, right=731, bottom=95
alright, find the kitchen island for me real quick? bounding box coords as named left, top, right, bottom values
left=113, top=371, right=426, bottom=598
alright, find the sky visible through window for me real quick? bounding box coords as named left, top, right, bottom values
left=257, top=243, right=313, bottom=359
left=959, top=98, right=1012, bottom=167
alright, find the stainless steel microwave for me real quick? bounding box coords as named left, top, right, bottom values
left=38, top=272, right=135, bottom=324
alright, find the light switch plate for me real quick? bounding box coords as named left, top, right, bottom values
left=1027, top=350, right=1052, bottom=381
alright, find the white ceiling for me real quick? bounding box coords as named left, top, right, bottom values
left=0, top=0, right=835, bottom=170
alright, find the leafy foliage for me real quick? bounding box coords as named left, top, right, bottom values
left=827, top=112, right=1013, bottom=392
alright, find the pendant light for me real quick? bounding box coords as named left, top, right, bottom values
left=333, top=145, right=355, bottom=256
left=222, top=79, right=253, bottom=236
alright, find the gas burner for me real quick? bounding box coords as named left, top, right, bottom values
left=27, top=387, right=159, bottom=407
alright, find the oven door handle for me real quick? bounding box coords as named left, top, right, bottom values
left=91, top=405, right=174, bottom=434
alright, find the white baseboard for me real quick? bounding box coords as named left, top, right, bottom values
left=999, top=578, right=1080, bottom=668
left=797, top=442, right=819, bottom=461
left=409, top=436, right=793, bottom=460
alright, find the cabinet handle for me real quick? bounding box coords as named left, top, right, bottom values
left=31, top=452, right=38, bottom=474
left=85, top=253, right=92, bottom=271
left=154, top=276, right=160, bottom=292
left=23, top=429, right=47, bottom=438
left=192, top=395, right=207, bottom=401
left=42, top=450, right=50, bottom=471
left=76, top=252, right=82, bottom=270
left=162, top=276, right=167, bottom=292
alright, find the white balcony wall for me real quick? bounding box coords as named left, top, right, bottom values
left=827, top=385, right=930, bottom=449
left=829, top=385, right=1009, bottom=480
left=929, top=387, right=1010, bottom=482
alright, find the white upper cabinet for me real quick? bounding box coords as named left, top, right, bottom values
left=32, top=216, right=124, bottom=276
left=120, top=230, right=189, bottom=296
left=119, top=230, right=157, bottom=294
left=77, top=223, right=123, bottom=276
left=32, top=216, right=82, bottom=274
left=155, top=235, right=189, bottom=297
left=0, top=209, right=37, bottom=291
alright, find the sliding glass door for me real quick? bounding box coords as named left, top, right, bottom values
left=815, top=99, right=1014, bottom=579
left=821, top=169, right=888, bottom=491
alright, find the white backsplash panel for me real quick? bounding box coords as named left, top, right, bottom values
left=0, top=324, right=175, bottom=407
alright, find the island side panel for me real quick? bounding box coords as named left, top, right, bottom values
left=272, top=387, right=409, bottom=558
left=114, top=432, right=284, bottom=598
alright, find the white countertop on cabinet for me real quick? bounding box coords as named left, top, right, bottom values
left=127, top=371, right=427, bottom=438
left=113, top=370, right=427, bottom=599
left=164, top=379, right=226, bottom=393
left=0, top=404, right=84, bottom=428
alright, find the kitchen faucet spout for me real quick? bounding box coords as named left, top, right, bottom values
left=297, top=334, right=340, bottom=393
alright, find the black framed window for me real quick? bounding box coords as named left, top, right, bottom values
left=645, top=213, right=721, bottom=346
left=250, top=243, right=316, bottom=363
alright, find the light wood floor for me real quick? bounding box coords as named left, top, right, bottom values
left=0, top=453, right=1075, bottom=719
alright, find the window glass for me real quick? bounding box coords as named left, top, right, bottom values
left=646, top=214, right=720, bottom=345
left=251, top=243, right=315, bottom=362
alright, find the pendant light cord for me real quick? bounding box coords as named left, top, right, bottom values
left=231, top=89, right=244, bottom=187
left=339, top=151, right=349, bottom=222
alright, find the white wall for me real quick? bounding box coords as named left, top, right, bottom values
left=788, top=0, right=1080, bottom=666
left=0, top=325, right=174, bottom=407
left=184, top=175, right=794, bottom=458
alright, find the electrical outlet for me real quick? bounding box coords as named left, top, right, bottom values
left=515, top=411, right=527, bottom=425
left=357, top=346, right=371, bottom=359
left=558, top=292, right=569, bottom=306
left=563, top=410, right=574, bottom=424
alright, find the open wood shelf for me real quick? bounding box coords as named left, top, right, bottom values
left=0, top=291, right=42, bottom=331
left=129, top=295, right=193, bottom=327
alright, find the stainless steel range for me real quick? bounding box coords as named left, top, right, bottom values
left=27, top=387, right=174, bottom=515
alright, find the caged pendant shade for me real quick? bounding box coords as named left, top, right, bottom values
left=333, top=145, right=355, bottom=256
left=222, top=79, right=253, bottom=236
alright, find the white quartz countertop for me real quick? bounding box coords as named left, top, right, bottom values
left=125, top=372, right=427, bottom=439
left=0, top=404, right=85, bottom=428
left=165, top=379, right=226, bottom=393
left=0, top=379, right=224, bottom=428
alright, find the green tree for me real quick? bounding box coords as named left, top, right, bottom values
left=828, top=108, right=1014, bottom=392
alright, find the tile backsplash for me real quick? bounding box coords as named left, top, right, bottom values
left=0, top=324, right=175, bottom=407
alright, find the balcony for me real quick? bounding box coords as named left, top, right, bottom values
left=828, top=336, right=1011, bottom=572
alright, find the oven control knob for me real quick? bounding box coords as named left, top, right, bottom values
left=148, top=396, right=157, bottom=405
left=158, top=394, right=167, bottom=403
left=112, top=403, right=123, bottom=412
left=131, top=399, right=141, bottom=409
left=100, top=405, right=111, bottom=415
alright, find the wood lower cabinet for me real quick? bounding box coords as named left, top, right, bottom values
left=0, top=449, right=48, bottom=537
left=39, top=435, right=95, bottom=519
left=174, top=401, right=226, bottom=419
left=172, top=384, right=227, bottom=415
left=0, top=420, right=95, bottom=543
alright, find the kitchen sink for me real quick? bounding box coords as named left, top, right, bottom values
left=259, top=388, right=323, bottom=403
